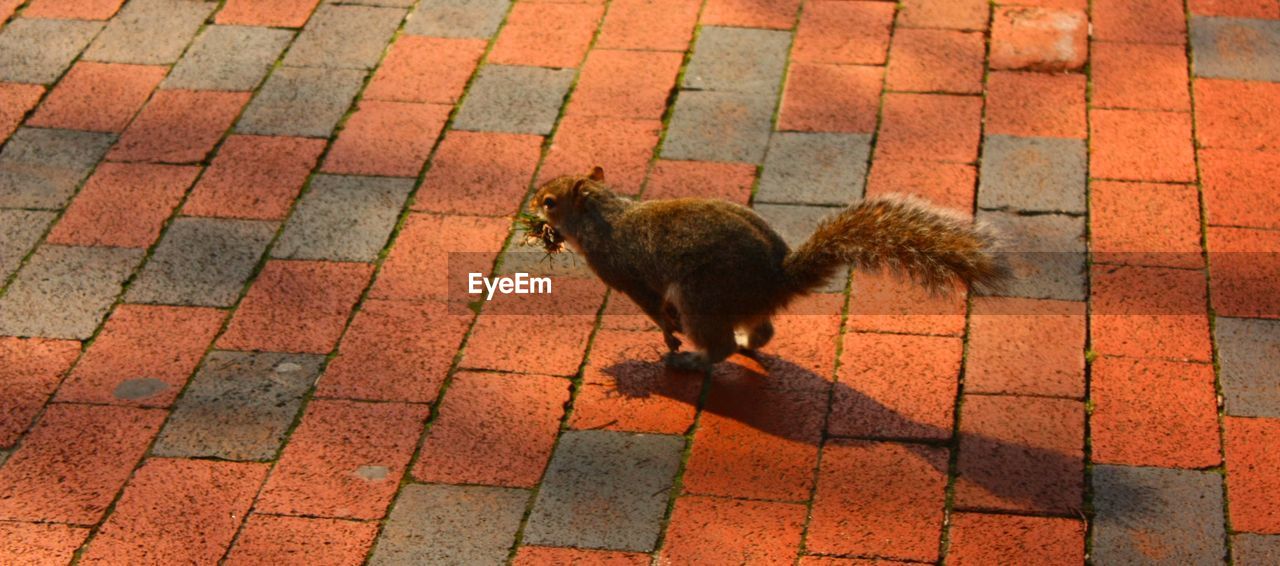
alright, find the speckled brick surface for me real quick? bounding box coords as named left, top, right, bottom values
left=0, top=1, right=1270, bottom=563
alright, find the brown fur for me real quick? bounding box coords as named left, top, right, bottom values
left=531, top=168, right=1011, bottom=371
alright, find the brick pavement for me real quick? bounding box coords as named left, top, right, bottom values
left=1, top=0, right=1279, bottom=564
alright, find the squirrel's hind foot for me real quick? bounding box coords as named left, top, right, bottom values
left=662, top=351, right=710, bottom=373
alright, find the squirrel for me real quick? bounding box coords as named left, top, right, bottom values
left=530, top=167, right=1011, bottom=371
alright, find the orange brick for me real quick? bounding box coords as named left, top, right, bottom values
left=323, top=101, right=450, bottom=177
left=682, top=357, right=827, bottom=501
left=184, top=135, right=326, bottom=220
left=1090, top=109, right=1197, bottom=183
left=1090, top=181, right=1204, bottom=268
left=966, top=298, right=1086, bottom=398
left=702, top=0, right=802, bottom=29
left=0, top=337, right=79, bottom=447
left=217, top=0, right=320, bottom=27
left=219, top=260, right=373, bottom=354
left=831, top=332, right=961, bottom=440
left=463, top=278, right=605, bottom=375
left=1094, top=0, right=1187, bottom=44
left=1224, top=416, right=1280, bottom=534
left=539, top=115, right=661, bottom=195
left=413, top=131, right=544, bottom=217
left=0, top=404, right=165, bottom=524
left=365, top=36, right=487, bottom=104
left=899, top=0, right=989, bottom=30
left=1208, top=226, right=1280, bottom=319
left=29, top=62, right=164, bottom=132
left=887, top=28, right=985, bottom=94
left=954, top=395, right=1084, bottom=515
left=256, top=400, right=429, bottom=519
left=1194, top=79, right=1280, bottom=152
left=1090, top=264, right=1213, bottom=361
left=1092, top=357, right=1221, bottom=468
left=808, top=440, right=948, bottom=561
left=778, top=63, right=881, bottom=134
left=1202, top=148, right=1280, bottom=231
left=1091, top=42, right=1190, bottom=111
left=370, top=214, right=511, bottom=303
left=79, top=459, right=268, bottom=565
left=46, top=162, right=199, bottom=248
left=792, top=0, right=895, bottom=65
left=24, top=0, right=124, bottom=19
left=0, top=82, right=43, bottom=143
left=847, top=271, right=968, bottom=336
left=569, top=330, right=701, bottom=435
left=514, top=547, right=649, bottom=565
left=984, top=71, right=1086, bottom=139
left=990, top=6, right=1089, bottom=71
left=948, top=513, right=1086, bottom=565
left=319, top=299, right=473, bottom=403
left=0, top=522, right=89, bottom=565
left=569, top=49, right=683, bottom=120
left=489, top=3, right=602, bottom=68
left=57, top=305, right=224, bottom=407
left=414, top=372, right=569, bottom=487
left=595, top=0, right=700, bottom=51
left=225, top=515, right=378, bottom=566
left=108, top=90, right=250, bottom=164
left=659, top=497, right=807, bottom=564
left=866, top=159, right=976, bottom=212
left=645, top=160, right=755, bottom=203
left=877, top=93, right=983, bottom=163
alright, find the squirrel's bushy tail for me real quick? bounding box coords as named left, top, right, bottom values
left=782, top=195, right=1011, bottom=294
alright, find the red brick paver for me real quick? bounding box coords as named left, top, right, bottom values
left=29, top=62, right=164, bottom=133
left=47, top=162, right=200, bottom=248
left=79, top=459, right=268, bottom=565
left=2, top=1, right=1271, bottom=562
left=57, top=305, right=224, bottom=406
left=219, top=260, right=373, bottom=354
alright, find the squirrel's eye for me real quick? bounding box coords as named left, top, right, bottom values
left=543, top=196, right=556, bottom=209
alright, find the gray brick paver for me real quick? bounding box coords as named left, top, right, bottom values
left=237, top=66, right=367, bottom=137
left=284, top=5, right=405, bottom=70
left=272, top=175, right=414, bottom=262
left=978, top=135, right=1087, bottom=214
left=975, top=210, right=1087, bottom=301
left=84, top=0, right=217, bottom=65
left=0, top=129, right=116, bottom=209
left=0, top=210, right=56, bottom=283
left=523, top=430, right=684, bottom=552
left=1235, top=534, right=1280, bottom=565
left=1191, top=16, right=1280, bottom=82
left=370, top=484, right=528, bottom=565
left=683, top=26, right=792, bottom=95
left=405, top=0, right=510, bottom=38
left=0, top=245, right=143, bottom=339
left=662, top=90, right=775, bottom=163
left=1092, top=465, right=1226, bottom=566
left=151, top=352, right=323, bottom=460
left=756, top=132, right=871, bottom=206
left=1214, top=317, right=1280, bottom=418
left=163, top=25, right=294, bottom=91
left=127, top=217, right=277, bottom=307
left=0, top=19, right=103, bottom=84
left=453, top=65, right=575, bottom=135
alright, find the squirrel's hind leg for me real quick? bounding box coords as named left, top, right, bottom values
left=663, top=314, right=737, bottom=372
left=736, top=319, right=774, bottom=351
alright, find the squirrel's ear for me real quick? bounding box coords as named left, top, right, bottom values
left=571, top=178, right=590, bottom=198
left=589, top=166, right=605, bottom=182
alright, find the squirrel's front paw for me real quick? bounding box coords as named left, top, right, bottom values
left=662, top=351, right=710, bottom=373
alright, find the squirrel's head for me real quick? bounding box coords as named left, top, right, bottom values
left=530, top=166, right=608, bottom=228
